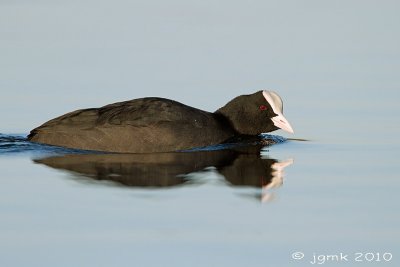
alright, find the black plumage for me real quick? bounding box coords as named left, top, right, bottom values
left=28, top=90, right=291, bottom=153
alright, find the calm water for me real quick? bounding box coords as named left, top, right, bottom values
left=1, top=1, right=400, bottom=266
left=0, top=130, right=399, bottom=267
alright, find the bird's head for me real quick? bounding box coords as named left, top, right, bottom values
left=216, top=90, right=294, bottom=135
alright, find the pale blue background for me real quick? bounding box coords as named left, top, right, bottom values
left=1, top=1, right=400, bottom=267
left=1, top=0, right=399, bottom=140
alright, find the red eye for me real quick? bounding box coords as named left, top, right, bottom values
left=259, top=105, right=267, bottom=111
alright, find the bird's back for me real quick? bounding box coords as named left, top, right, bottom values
left=28, top=97, right=235, bottom=153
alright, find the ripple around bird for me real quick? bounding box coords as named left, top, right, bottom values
left=0, top=133, right=287, bottom=155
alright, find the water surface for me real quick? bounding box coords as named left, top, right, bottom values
left=0, top=133, right=399, bottom=267
left=1, top=1, right=400, bottom=266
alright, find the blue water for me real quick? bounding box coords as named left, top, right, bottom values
left=2, top=1, right=400, bottom=266
left=1, top=132, right=399, bottom=267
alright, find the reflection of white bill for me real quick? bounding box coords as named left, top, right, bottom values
left=261, top=158, right=294, bottom=202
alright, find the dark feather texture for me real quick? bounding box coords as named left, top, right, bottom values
left=28, top=91, right=280, bottom=153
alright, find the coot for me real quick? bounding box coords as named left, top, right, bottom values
left=28, top=90, right=294, bottom=153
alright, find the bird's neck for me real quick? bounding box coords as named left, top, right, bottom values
left=214, top=105, right=250, bottom=135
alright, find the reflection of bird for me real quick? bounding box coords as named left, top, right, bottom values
left=28, top=91, right=293, bottom=153
left=33, top=145, right=293, bottom=202
left=34, top=150, right=237, bottom=187
left=261, top=159, right=294, bottom=202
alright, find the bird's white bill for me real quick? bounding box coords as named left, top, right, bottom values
left=271, top=113, right=294, bottom=134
